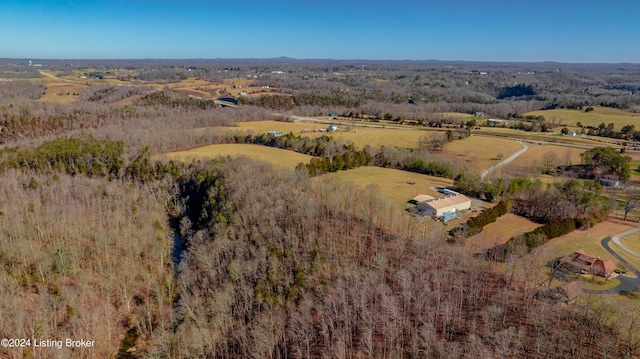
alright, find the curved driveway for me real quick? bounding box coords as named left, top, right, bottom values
left=480, top=140, right=529, bottom=178
left=597, top=226, right=640, bottom=293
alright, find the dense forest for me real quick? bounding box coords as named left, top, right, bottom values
left=1, top=59, right=640, bottom=358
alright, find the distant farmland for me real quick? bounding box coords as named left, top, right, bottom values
left=158, top=144, right=314, bottom=168
left=224, top=120, right=430, bottom=150
left=524, top=106, right=640, bottom=128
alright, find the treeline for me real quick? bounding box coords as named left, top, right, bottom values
left=488, top=217, right=605, bottom=261
left=0, top=135, right=124, bottom=177
left=80, top=84, right=153, bottom=104
left=449, top=200, right=509, bottom=239
left=134, top=90, right=218, bottom=110
left=243, top=90, right=366, bottom=110
left=579, top=146, right=631, bottom=181
left=454, top=174, right=605, bottom=223
left=0, top=81, right=44, bottom=101
left=301, top=149, right=372, bottom=176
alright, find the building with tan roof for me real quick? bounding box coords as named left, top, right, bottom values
left=417, top=194, right=472, bottom=216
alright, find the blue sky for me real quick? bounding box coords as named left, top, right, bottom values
left=1, top=0, right=638, bottom=62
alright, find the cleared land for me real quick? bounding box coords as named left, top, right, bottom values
left=236, top=120, right=429, bottom=149
left=524, top=106, right=640, bottom=128
left=158, top=144, right=314, bottom=168
left=325, top=166, right=453, bottom=207
left=442, top=135, right=524, bottom=171
left=506, top=143, right=584, bottom=168
left=466, top=213, right=541, bottom=253
left=38, top=81, right=87, bottom=103
left=221, top=121, right=525, bottom=171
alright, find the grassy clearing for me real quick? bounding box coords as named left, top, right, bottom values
left=507, top=144, right=584, bottom=168
left=221, top=120, right=431, bottom=150
left=222, top=124, right=527, bottom=172
left=325, top=166, right=453, bottom=208
left=524, top=106, right=640, bottom=128
left=578, top=276, right=621, bottom=291
left=439, top=112, right=477, bottom=120
left=38, top=81, right=87, bottom=103
left=466, top=214, right=541, bottom=253
left=442, top=135, right=523, bottom=171
left=157, top=144, right=314, bottom=168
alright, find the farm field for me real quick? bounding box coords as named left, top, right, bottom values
left=157, top=144, right=314, bottom=168
left=221, top=120, right=431, bottom=150
left=325, top=166, right=453, bottom=207
left=218, top=121, right=526, bottom=171
left=506, top=143, right=584, bottom=168
left=466, top=213, right=541, bottom=253
left=524, top=106, right=640, bottom=128
left=442, top=135, right=524, bottom=171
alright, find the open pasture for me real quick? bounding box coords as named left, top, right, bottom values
left=466, top=213, right=541, bottom=253
left=38, top=80, right=88, bottom=104
left=524, top=106, right=640, bottom=129
left=506, top=143, right=584, bottom=168
left=442, top=135, right=524, bottom=171
left=224, top=120, right=430, bottom=150
left=325, top=166, right=453, bottom=207
left=158, top=144, right=314, bottom=168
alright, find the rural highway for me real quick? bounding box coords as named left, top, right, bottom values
left=480, top=140, right=529, bottom=178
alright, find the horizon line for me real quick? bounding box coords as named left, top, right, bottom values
left=2, top=57, right=639, bottom=65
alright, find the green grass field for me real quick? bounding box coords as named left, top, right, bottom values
left=524, top=106, right=640, bottom=129
left=325, top=166, right=453, bottom=207
left=157, top=144, right=314, bottom=168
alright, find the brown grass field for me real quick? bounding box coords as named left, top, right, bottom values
left=157, top=144, right=314, bottom=168
left=466, top=214, right=541, bottom=253
left=442, top=135, right=524, bottom=171
left=506, top=143, right=584, bottom=168
left=325, top=166, right=453, bottom=207
left=219, top=121, right=525, bottom=172
left=524, top=106, right=640, bottom=129
left=38, top=81, right=88, bottom=103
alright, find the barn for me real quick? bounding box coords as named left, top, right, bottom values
left=417, top=194, right=472, bottom=216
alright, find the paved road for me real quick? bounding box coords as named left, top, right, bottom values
left=595, top=226, right=640, bottom=293
left=480, top=140, right=529, bottom=178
